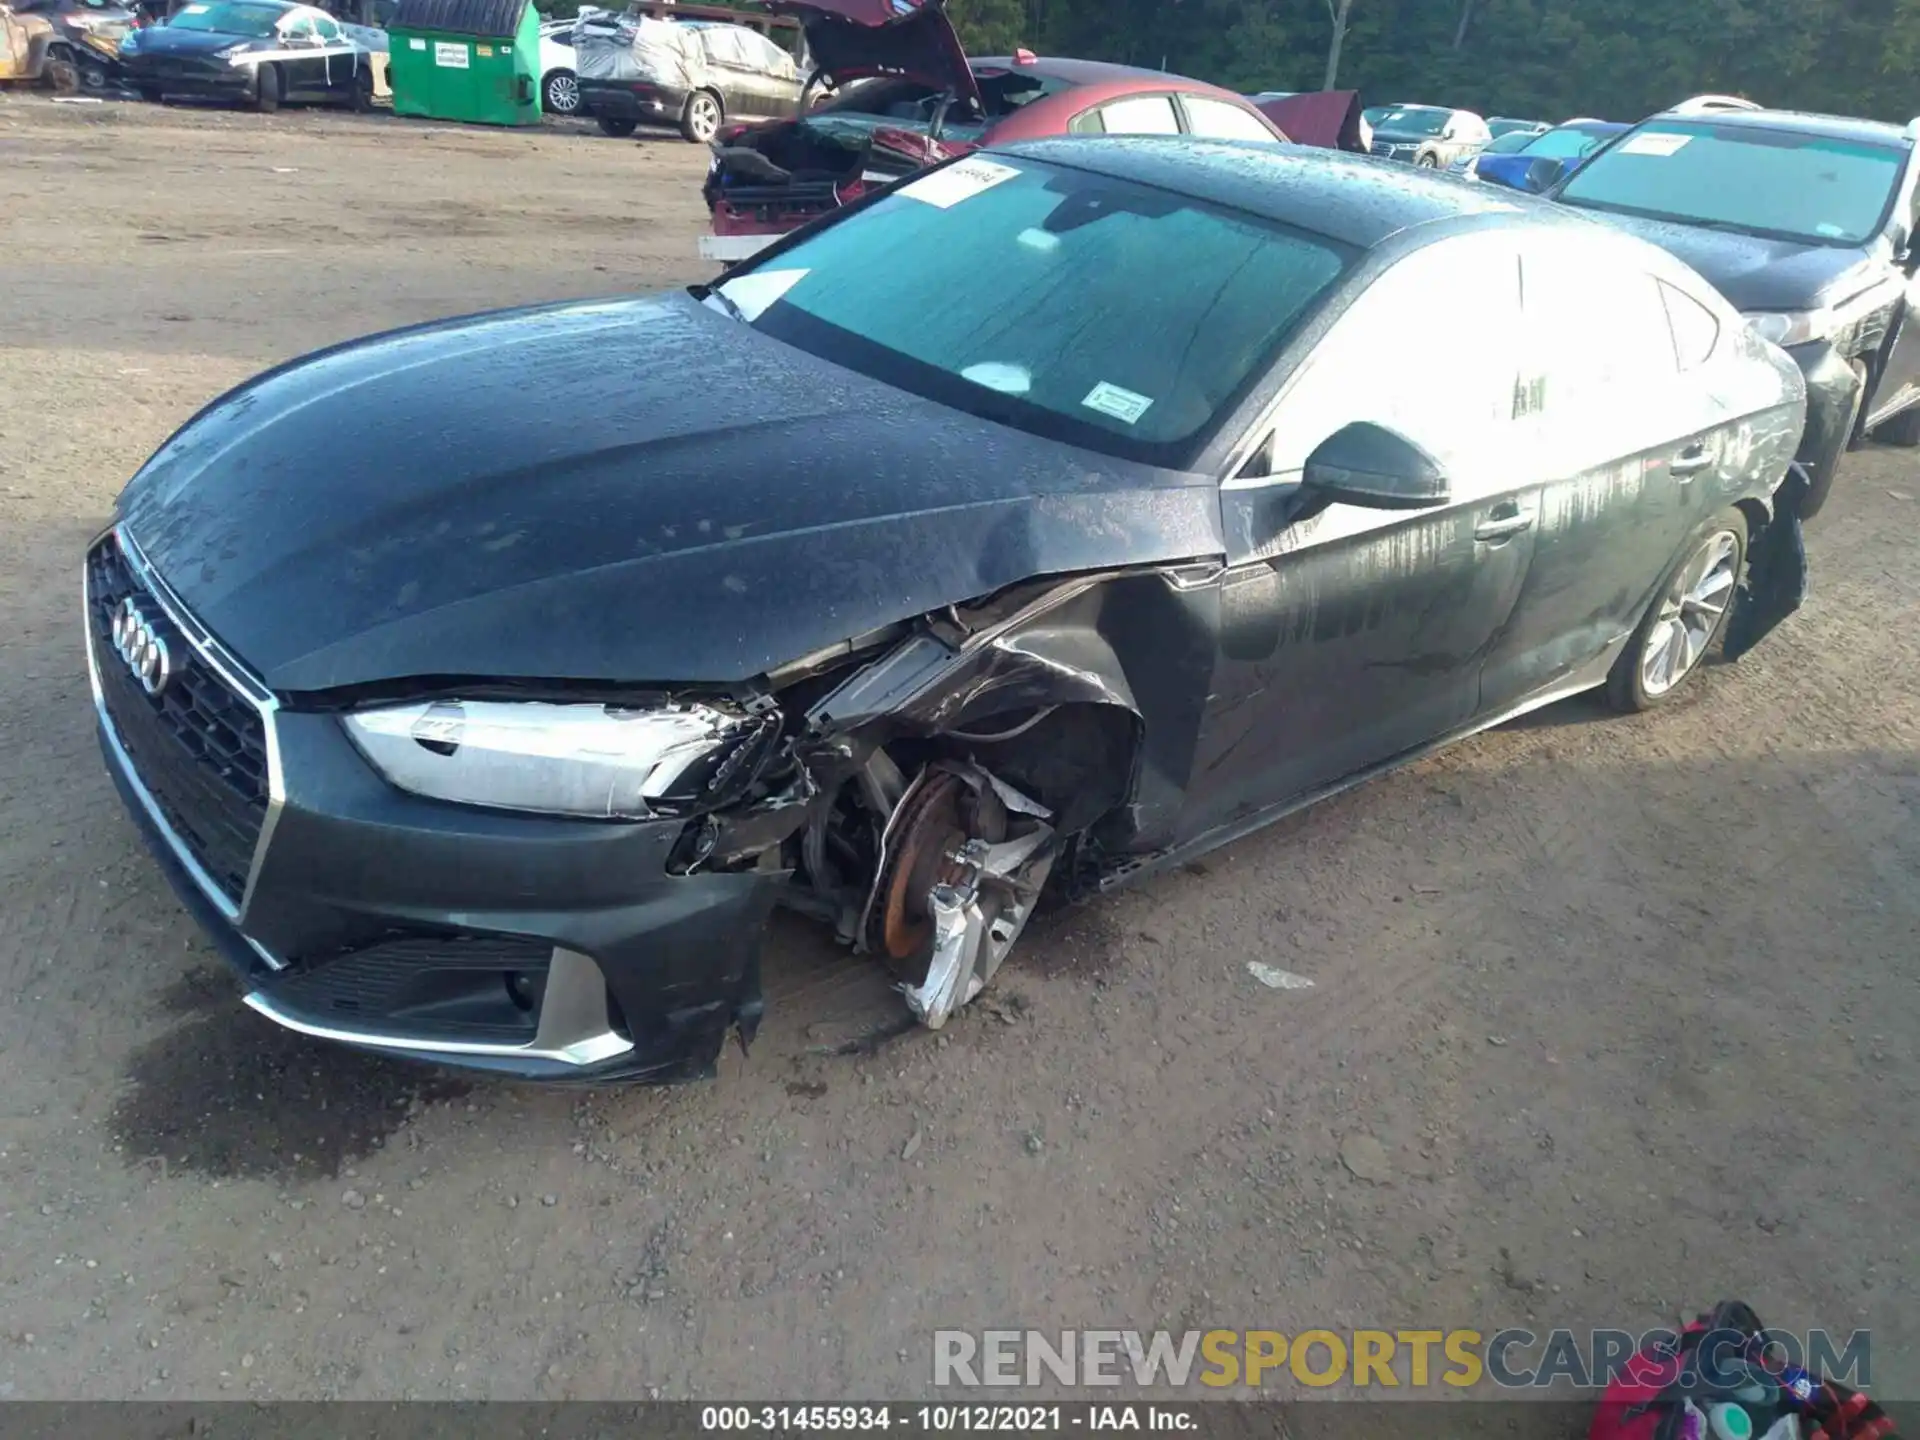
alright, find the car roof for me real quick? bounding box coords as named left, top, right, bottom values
left=1649, top=107, right=1910, bottom=147
left=988, top=136, right=1564, bottom=249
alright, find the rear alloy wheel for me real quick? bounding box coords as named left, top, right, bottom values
left=76, top=54, right=111, bottom=90
left=543, top=68, right=579, bottom=116
left=681, top=88, right=722, bottom=143
left=252, top=61, right=280, bottom=113
left=597, top=114, right=637, bottom=137
left=1607, top=511, right=1747, bottom=713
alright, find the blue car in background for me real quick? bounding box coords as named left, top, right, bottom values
left=1455, top=117, right=1627, bottom=188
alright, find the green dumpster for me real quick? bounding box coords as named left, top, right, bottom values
left=389, top=0, right=540, bottom=126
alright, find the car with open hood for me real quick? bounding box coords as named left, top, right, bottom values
left=89, top=138, right=1810, bottom=1083
left=699, top=0, right=1285, bottom=263
left=1535, top=104, right=1920, bottom=518
left=118, top=0, right=379, bottom=108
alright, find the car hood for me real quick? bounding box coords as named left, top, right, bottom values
left=1255, top=89, right=1365, bottom=151
left=766, top=0, right=979, bottom=108
left=116, top=293, right=1219, bottom=694
left=1558, top=204, right=1885, bottom=312
left=135, top=23, right=258, bottom=54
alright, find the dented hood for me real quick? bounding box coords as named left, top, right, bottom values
left=767, top=0, right=979, bottom=107
left=115, top=293, right=1219, bottom=693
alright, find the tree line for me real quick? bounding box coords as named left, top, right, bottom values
left=946, top=0, right=1920, bottom=125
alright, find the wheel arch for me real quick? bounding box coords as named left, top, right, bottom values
left=794, top=565, right=1221, bottom=858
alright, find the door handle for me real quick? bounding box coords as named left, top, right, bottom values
left=1670, top=446, right=1713, bottom=479
left=1474, top=506, right=1535, bottom=542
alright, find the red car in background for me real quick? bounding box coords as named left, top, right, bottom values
left=698, top=0, right=1289, bottom=263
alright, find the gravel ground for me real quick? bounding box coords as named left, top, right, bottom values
left=0, top=93, right=1915, bottom=1414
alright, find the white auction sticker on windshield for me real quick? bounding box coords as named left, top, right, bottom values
left=1082, top=381, right=1154, bottom=425
left=900, top=158, right=1021, bottom=210
left=1619, top=131, right=1691, bottom=157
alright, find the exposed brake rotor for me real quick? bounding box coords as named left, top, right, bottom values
left=868, top=769, right=1007, bottom=972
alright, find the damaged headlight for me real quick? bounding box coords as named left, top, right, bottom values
left=1744, top=310, right=1832, bottom=347
left=342, top=699, right=775, bottom=820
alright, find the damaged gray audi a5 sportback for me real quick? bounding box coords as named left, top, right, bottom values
left=87, top=138, right=1812, bottom=1082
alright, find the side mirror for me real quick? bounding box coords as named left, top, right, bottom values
left=1302, top=422, right=1450, bottom=510
left=1473, top=153, right=1565, bottom=194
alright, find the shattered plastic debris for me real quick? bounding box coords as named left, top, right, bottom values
left=1247, top=962, right=1314, bottom=990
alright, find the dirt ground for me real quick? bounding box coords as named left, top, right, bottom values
left=0, top=92, right=1916, bottom=1413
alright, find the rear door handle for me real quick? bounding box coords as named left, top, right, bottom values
left=1670, top=446, right=1713, bottom=478
left=1474, top=506, right=1536, bottom=542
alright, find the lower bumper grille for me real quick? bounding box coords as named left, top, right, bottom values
left=87, top=535, right=270, bottom=908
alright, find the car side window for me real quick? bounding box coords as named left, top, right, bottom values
left=1083, top=94, right=1182, bottom=136
left=743, top=30, right=792, bottom=76
left=700, top=27, right=745, bottom=65
left=281, top=14, right=315, bottom=40
left=1181, top=95, right=1276, bottom=143
left=1659, top=280, right=1720, bottom=370
left=312, top=12, right=340, bottom=41
left=1255, top=235, right=1524, bottom=490
left=1521, top=254, right=1676, bottom=414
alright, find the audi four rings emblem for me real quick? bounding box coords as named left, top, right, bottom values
left=111, top=596, right=173, bottom=697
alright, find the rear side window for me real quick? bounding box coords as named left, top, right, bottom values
left=1182, top=96, right=1276, bottom=143
left=1084, top=94, right=1182, bottom=136
left=699, top=27, right=745, bottom=64
left=1522, top=257, right=1676, bottom=414
left=1659, top=281, right=1720, bottom=370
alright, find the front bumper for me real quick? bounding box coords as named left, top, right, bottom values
left=577, top=79, right=686, bottom=123
left=118, top=54, right=256, bottom=100
left=87, top=527, right=777, bottom=1083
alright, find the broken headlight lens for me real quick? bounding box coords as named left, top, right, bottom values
left=342, top=699, right=774, bottom=820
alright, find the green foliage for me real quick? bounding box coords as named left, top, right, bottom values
left=943, top=0, right=1920, bottom=123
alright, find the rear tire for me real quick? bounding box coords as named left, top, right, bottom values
left=77, top=54, right=111, bottom=90
left=1872, top=403, right=1920, bottom=448
left=350, top=65, right=374, bottom=112
left=596, top=114, right=637, bottom=137
left=1606, top=509, right=1748, bottom=713
left=1415, top=152, right=1439, bottom=168
left=681, top=88, right=721, bottom=143
left=252, top=61, right=280, bottom=113
left=139, top=83, right=165, bottom=103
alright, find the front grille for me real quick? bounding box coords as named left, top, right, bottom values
left=87, top=538, right=269, bottom=905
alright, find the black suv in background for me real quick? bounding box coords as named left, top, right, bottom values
left=1543, top=107, right=1920, bottom=517
left=1366, top=103, right=1491, bottom=168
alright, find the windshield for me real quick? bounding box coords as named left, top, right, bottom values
left=1375, top=106, right=1447, bottom=136
left=166, top=0, right=283, bottom=32
left=1524, top=125, right=1617, bottom=161
left=1481, top=130, right=1534, bottom=156
left=1558, top=120, right=1906, bottom=245
left=714, top=155, right=1350, bottom=463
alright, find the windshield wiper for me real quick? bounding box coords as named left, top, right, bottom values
left=700, top=285, right=747, bottom=323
